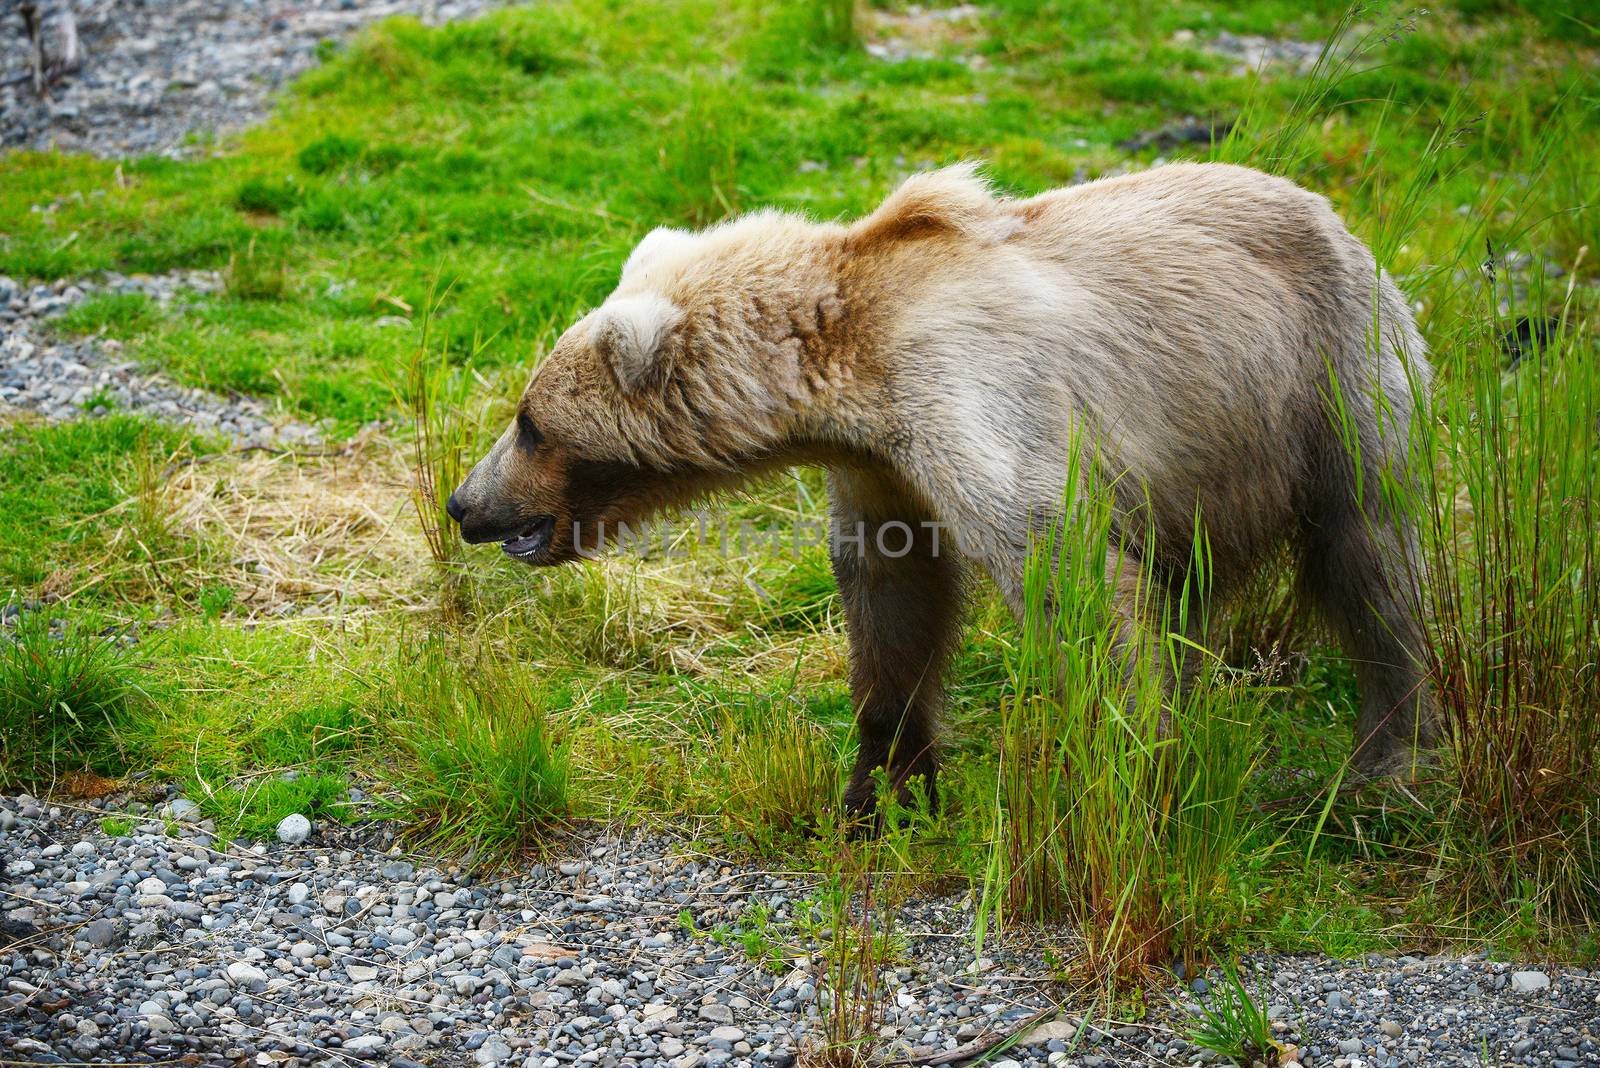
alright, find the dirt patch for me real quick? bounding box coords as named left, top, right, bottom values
left=863, top=4, right=988, bottom=68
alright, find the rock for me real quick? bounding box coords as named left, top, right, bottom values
left=275, top=813, right=311, bottom=845
left=344, top=1035, right=385, bottom=1053
left=1024, top=1020, right=1079, bottom=1043
left=80, top=919, right=120, bottom=947
left=475, top=1038, right=514, bottom=1064
left=1510, top=970, right=1550, bottom=993
left=226, top=962, right=269, bottom=988
left=164, top=798, right=200, bottom=820
left=698, top=1003, right=734, bottom=1024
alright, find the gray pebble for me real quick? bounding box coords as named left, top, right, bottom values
left=275, top=813, right=311, bottom=845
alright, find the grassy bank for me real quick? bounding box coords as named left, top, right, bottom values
left=2, top=0, right=1597, bottom=1023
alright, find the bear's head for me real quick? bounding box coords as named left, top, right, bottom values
left=446, top=213, right=856, bottom=564
left=447, top=164, right=1007, bottom=564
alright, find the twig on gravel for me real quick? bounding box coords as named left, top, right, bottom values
left=879, top=1002, right=1062, bottom=1067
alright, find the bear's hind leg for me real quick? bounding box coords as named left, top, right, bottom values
left=1298, top=504, right=1435, bottom=776
left=828, top=471, right=966, bottom=826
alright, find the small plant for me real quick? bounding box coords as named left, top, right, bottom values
left=128, top=431, right=174, bottom=551
left=400, top=298, right=493, bottom=610
left=234, top=175, right=301, bottom=216
left=224, top=239, right=290, bottom=301
left=100, top=815, right=135, bottom=837
left=808, top=0, right=858, bottom=52
left=0, top=617, right=146, bottom=787
left=296, top=133, right=366, bottom=176
left=697, top=902, right=795, bottom=975
left=811, top=867, right=888, bottom=1067
left=197, top=583, right=237, bottom=620
left=1185, top=958, right=1279, bottom=1066
left=79, top=387, right=119, bottom=414
left=50, top=291, right=152, bottom=338
left=804, top=791, right=919, bottom=1068
left=651, top=78, right=745, bottom=226
left=707, top=674, right=842, bottom=849
left=386, top=638, right=572, bottom=864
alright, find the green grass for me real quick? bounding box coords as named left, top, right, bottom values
left=982, top=439, right=1263, bottom=987
left=195, top=771, right=352, bottom=844
left=0, top=615, right=151, bottom=786
left=0, top=415, right=199, bottom=587
left=383, top=636, right=572, bottom=863
left=1183, top=957, right=1278, bottom=1066
left=0, top=0, right=1595, bottom=1033
left=100, top=815, right=135, bottom=837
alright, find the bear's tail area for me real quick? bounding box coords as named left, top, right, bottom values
left=848, top=162, right=1017, bottom=248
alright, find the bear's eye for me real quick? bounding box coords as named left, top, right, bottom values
left=516, top=410, right=543, bottom=449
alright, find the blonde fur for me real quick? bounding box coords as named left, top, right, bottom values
left=452, top=162, right=1437, bottom=812
left=590, top=293, right=684, bottom=391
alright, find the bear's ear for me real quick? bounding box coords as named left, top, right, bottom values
left=850, top=162, right=1015, bottom=247
left=622, top=227, right=697, bottom=279
left=591, top=293, right=684, bottom=392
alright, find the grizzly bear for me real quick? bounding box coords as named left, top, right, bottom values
left=447, top=162, right=1435, bottom=818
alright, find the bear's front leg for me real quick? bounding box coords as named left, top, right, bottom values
left=828, top=470, right=966, bottom=830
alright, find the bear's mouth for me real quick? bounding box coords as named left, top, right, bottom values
left=501, top=515, right=556, bottom=561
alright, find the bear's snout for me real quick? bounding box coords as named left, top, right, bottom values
left=446, top=475, right=561, bottom=563
left=443, top=477, right=505, bottom=545
left=448, top=495, right=517, bottom=546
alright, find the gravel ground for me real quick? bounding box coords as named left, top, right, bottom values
left=2, top=0, right=507, bottom=158
left=1171, top=30, right=1326, bottom=75
left=3, top=0, right=484, bottom=443
left=0, top=270, right=325, bottom=444
left=3, top=791, right=1596, bottom=1067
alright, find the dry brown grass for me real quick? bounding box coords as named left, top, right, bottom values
left=165, top=436, right=429, bottom=617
